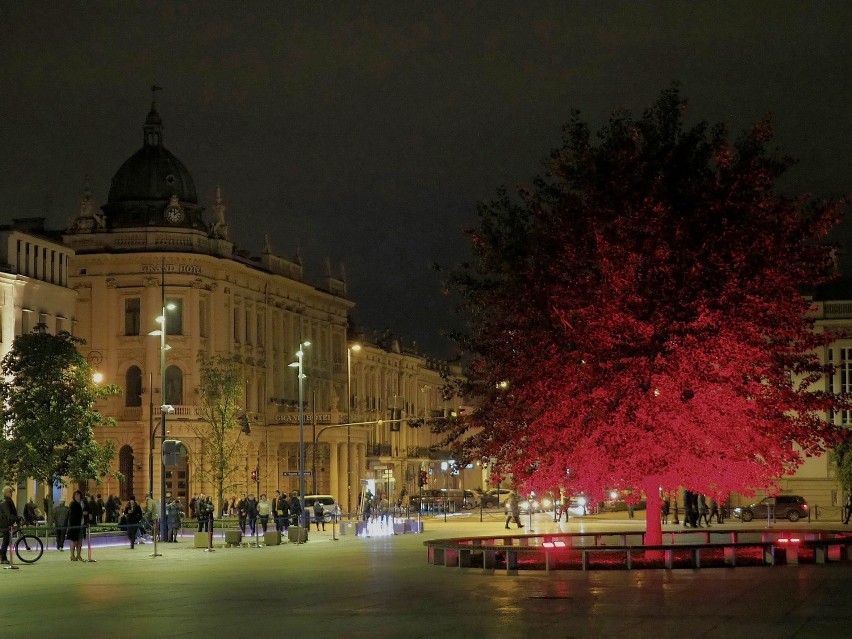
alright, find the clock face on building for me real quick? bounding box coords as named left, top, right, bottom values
left=164, top=206, right=184, bottom=223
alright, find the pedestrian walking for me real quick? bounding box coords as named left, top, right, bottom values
left=698, top=495, right=711, bottom=527
left=662, top=497, right=670, bottom=525
left=246, top=494, right=258, bottom=535
left=276, top=492, right=290, bottom=532
left=52, top=499, right=70, bottom=551
left=124, top=496, right=144, bottom=549
left=844, top=492, right=852, bottom=525
left=289, top=491, right=303, bottom=529
left=258, top=494, right=271, bottom=533
left=237, top=494, right=248, bottom=533
left=505, top=491, right=523, bottom=529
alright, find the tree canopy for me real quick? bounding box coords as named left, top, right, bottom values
left=447, top=86, right=850, bottom=541
left=0, top=326, right=119, bottom=487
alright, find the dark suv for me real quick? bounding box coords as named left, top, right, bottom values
left=733, top=495, right=809, bottom=522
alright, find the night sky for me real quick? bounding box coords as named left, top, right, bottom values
left=1, top=2, right=850, bottom=355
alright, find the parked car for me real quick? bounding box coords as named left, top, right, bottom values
left=303, top=495, right=339, bottom=523
left=480, top=488, right=512, bottom=508
left=733, top=495, right=809, bottom=522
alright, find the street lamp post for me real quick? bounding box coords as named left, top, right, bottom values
left=289, top=341, right=310, bottom=532
left=346, top=343, right=361, bottom=518
left=148, top=298, right=175, bottom=542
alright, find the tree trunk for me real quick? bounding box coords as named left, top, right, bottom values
left=644, top=478, right=662, bottom=546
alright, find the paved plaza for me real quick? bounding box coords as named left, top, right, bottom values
left=2, top=512, right=851, bottom=638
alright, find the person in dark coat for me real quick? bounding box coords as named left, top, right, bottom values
left=246, top=495, right=258, bottom=535
left=67, top=489, right=88, bottom=561
left=289, top=491, right=303, bottom=528
left=237, top=494, right=248, bottom=534
left=52, top=500, right=70, bottom=551
left=124, top=496, right=144, bottom=549
left=277, top=494, right=290, bottom=532
left=104, top=494, right=116, bottom=524
left=23, top=498, right=38, bottom=525
left=0, top=486, right=20, bottom=564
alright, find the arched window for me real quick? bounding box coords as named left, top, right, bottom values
left=125, top=365, right=143, bottom=407
left=164, top=365, right=183, bottom=406
left=119, top=445, right=134, bottom=501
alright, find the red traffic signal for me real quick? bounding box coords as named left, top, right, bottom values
left=418, top=470, right=428, bottom=487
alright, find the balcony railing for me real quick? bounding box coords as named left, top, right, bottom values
left=367, top=443, right=392, bottom=457
left=406, top=446, right=430, bottom=458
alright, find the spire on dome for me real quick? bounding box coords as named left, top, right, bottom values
left=211, top=185, right=229, bottom=239
left=144, top=85, right=164, bottom=147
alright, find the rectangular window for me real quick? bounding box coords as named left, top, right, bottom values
left=166, top=298, right=183, bottom=335
left=245, top=309, right=251, bottom=345
left=233, top=307, right=240, bottom=343
left=199, top=298, right=209, bottom=338
left=832, top=348, right=852, bottom=425
left=257, top=313, right=264, bottom=347
left=124, top=298, right=141, bottom=336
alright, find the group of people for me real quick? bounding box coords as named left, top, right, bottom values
left=663, top=491, right=725, bottom=527
left=225, top=491, right=308, bottom=535
left=360, top=491, right=391, bottom=524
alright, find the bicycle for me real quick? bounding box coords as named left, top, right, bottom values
left=13, top=525, right=44, bottom=563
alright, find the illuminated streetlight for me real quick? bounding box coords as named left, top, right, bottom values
left=346, top=343, right=361, bottom=518
left=92, top=371, right=104, bottom=384
left=289, top=340, right=311, bottom=533
left=147, top=281, right=176, bottom=541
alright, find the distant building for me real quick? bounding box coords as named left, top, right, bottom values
left=0, top=218, right=77, bottom=509
left=47, top=101, right=466, bottom=514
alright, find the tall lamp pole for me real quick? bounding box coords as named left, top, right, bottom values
left=289, top=341, right=310, bottom=530
left=148, top=262, right=175, bottom=542
left=346, top=343, right=361, bottom=519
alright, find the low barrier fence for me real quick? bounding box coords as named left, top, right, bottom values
left=424, top=528, right=852, bottom=574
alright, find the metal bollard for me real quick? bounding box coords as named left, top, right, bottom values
left=150, top=519, right=162, bottom=558
left=84, top=524, right=96, bottom=562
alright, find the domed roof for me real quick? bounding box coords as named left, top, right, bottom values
left=107, top=143, right=198, bottom=205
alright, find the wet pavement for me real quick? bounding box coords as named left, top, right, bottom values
left=2, top=512, right=851, bottom=638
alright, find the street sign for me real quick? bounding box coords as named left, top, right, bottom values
left=282, top=471, right=312, bottom=477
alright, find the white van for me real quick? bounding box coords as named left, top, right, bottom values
left=303, top=495, right=339, bottom=523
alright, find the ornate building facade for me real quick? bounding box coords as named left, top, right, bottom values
left=52, top=102, right=466, bottom=514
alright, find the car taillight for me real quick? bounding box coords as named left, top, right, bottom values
left=802, top=504, right=808, bottom=509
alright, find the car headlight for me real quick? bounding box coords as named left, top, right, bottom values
left=520, top=501, right=530, bottom=509
left=542, top=499, right=552, bottom=509
left=577, top=497, right=587, bottom=507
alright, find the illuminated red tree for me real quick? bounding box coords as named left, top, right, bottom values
left=447, top=87, right=849, bottom=543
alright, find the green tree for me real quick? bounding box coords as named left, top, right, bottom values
left=832, top=438, right=852, bottom=493
left=0, top=326, right=119, bottom=495
left=193, top=352, right=249, bottom=516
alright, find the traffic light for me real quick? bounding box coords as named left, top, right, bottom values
left=251, top=469, right=258, bottom=482
left=418, top=470, right=428, bottom=487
